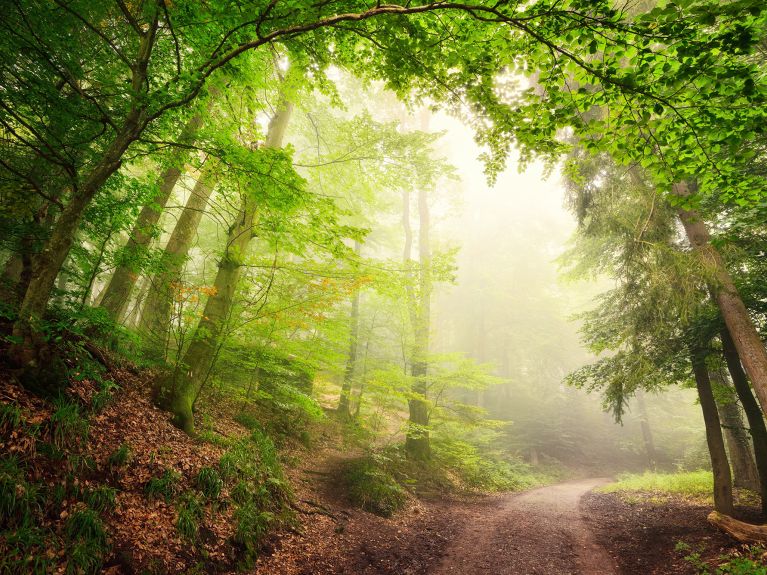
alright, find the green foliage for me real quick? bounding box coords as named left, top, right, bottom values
left=108, top=443, right=132, bottom=467
left=344, top=457, right=407, bottom=517
left=232, top=502, right=273, bottom=570
left=50, top=397, right=89, bottom=451
left=233, top=412, right=261, bottom=432
left=0, top=403, right=22, bottom=435
left=176, top=492, right=204, bottom=541
left=90, top=379, right=120, bottom=413
left=218, top=428, right=292, bottom=569
left=0, top=457, right=39, bottom=527
left=64, top=508, right=109, bottom=575
left=677, top=542, right=767, bottom=575
left=0, top=523, right=52, bottom=575
left=195, top=467, right=222, bottom=500
left=144, top=469, right=181, bottom=502
left=432, top=438, right=549, bottom=492
left=81, top=485, right=117, bottom=513
left=602, top=471, right=713, bottom=501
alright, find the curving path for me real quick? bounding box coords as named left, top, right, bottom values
left=431, top=478, right=618, bottom=575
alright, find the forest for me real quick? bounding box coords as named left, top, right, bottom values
left=1, top=0, right=767, bottom=573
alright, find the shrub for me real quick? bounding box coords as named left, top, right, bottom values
left=344, top=457, right=406, bottom=517
left=145, top=469, right=181, bottom=502
left=50, top=397, right=89, bottom=450
left=176, top=492, right=203, bottom=541
left=195, top=467, right=222, bottom=500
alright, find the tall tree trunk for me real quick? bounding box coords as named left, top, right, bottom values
left=710, top=369, right=760, bottom=491
left=406, top=181, right=432, bottom=460
left=636, top=390, right=658, bottom=471
left=10, top=17, right=159, bottom=371
left=160, top=101, right=293, bottom=434
left=675, top=181, right=767, bottom=420
left=691, top=349, right=734, bottom=515
left=722, top=328, right=767, bottom=514
left=337, top=241, right=362, bottom=419
left=98, top=113, right=204, bottom=322
left=139, top=166, right=216, bottom=353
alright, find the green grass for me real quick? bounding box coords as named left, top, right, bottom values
left=601, top=470, right=713, bottom=501
left=64, top=508, right=109, bottom=575
left=195, top=467, right=222, bottom=500
left=108, top=442, right=131, bottom=467
left=144, top=469, right=181, bottom=502
left=81, top=485, right=117, bottom=513
left=90, top=380, right=120, bottom=413
left=50, top=397, right=89, bottom=450
left=176, top=492, right=204, bottom=541
left=344, top=457, right=407, bottom=517
left=0, top=402, right=22, bottom=435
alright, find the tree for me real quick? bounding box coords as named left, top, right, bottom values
left=159, top=97, right=295, bottom=433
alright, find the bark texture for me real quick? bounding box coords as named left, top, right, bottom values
left=711, top=370, right=760, bottom=492
left=708, top=512, right=767, bottom=544
left=722, top=328, right=767, bottom=514
left=691, top=351, right=734, bottom=515
left=675, top=181, right=767, bottom=421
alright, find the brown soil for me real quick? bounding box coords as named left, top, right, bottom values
left=259, top=471, right=620, bottom=574
left=581, top=491, right=764, bottom=574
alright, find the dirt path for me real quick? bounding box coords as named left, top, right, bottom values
left=432, top=478, right=617, bottom=575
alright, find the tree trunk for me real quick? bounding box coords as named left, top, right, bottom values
left=99, top=113, right=204, bottom=322
left=161, top=101, right=293, bottom=434
left=708, top=512, right=767, bottom=543
left=675, top=181, right=767, bottom=421
left=636, top=390, right=658, bottom=470
left=691, top=349, right=734, bottom=515
left=10, top=17, right=158, bottom=371
left=139, top=166, right=216, bottom=352
left=710, top=369, right=760, bottom=492
left=406, top=170, right=432, bottom=460
left=11, top=111, right=146, bottom=367
left=337, top=241, right=362, bottom=419
left=722, top=328, right=767, bottom=514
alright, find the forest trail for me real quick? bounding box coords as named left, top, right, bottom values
left=432, top=478, right=617, bottom=575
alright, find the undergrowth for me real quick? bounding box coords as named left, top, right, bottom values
left=218, top=428, right=293, bottom=570
left=344, top=455, right=407, bottom=517
left=677, top=541, right=767, bottom=574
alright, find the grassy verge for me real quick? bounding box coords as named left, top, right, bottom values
left=600, top=471, right=714, bottom=503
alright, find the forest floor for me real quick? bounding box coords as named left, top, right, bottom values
left=259, top=449, right=752, bottom=575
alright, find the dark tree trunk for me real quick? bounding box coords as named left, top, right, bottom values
left=710, top=369, right=760, bottom=491
left=691, top=350, right=734, bottom=515
left=722, top=328, right=767, bottom=514
left=99, top=113, right=204, bottom=322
